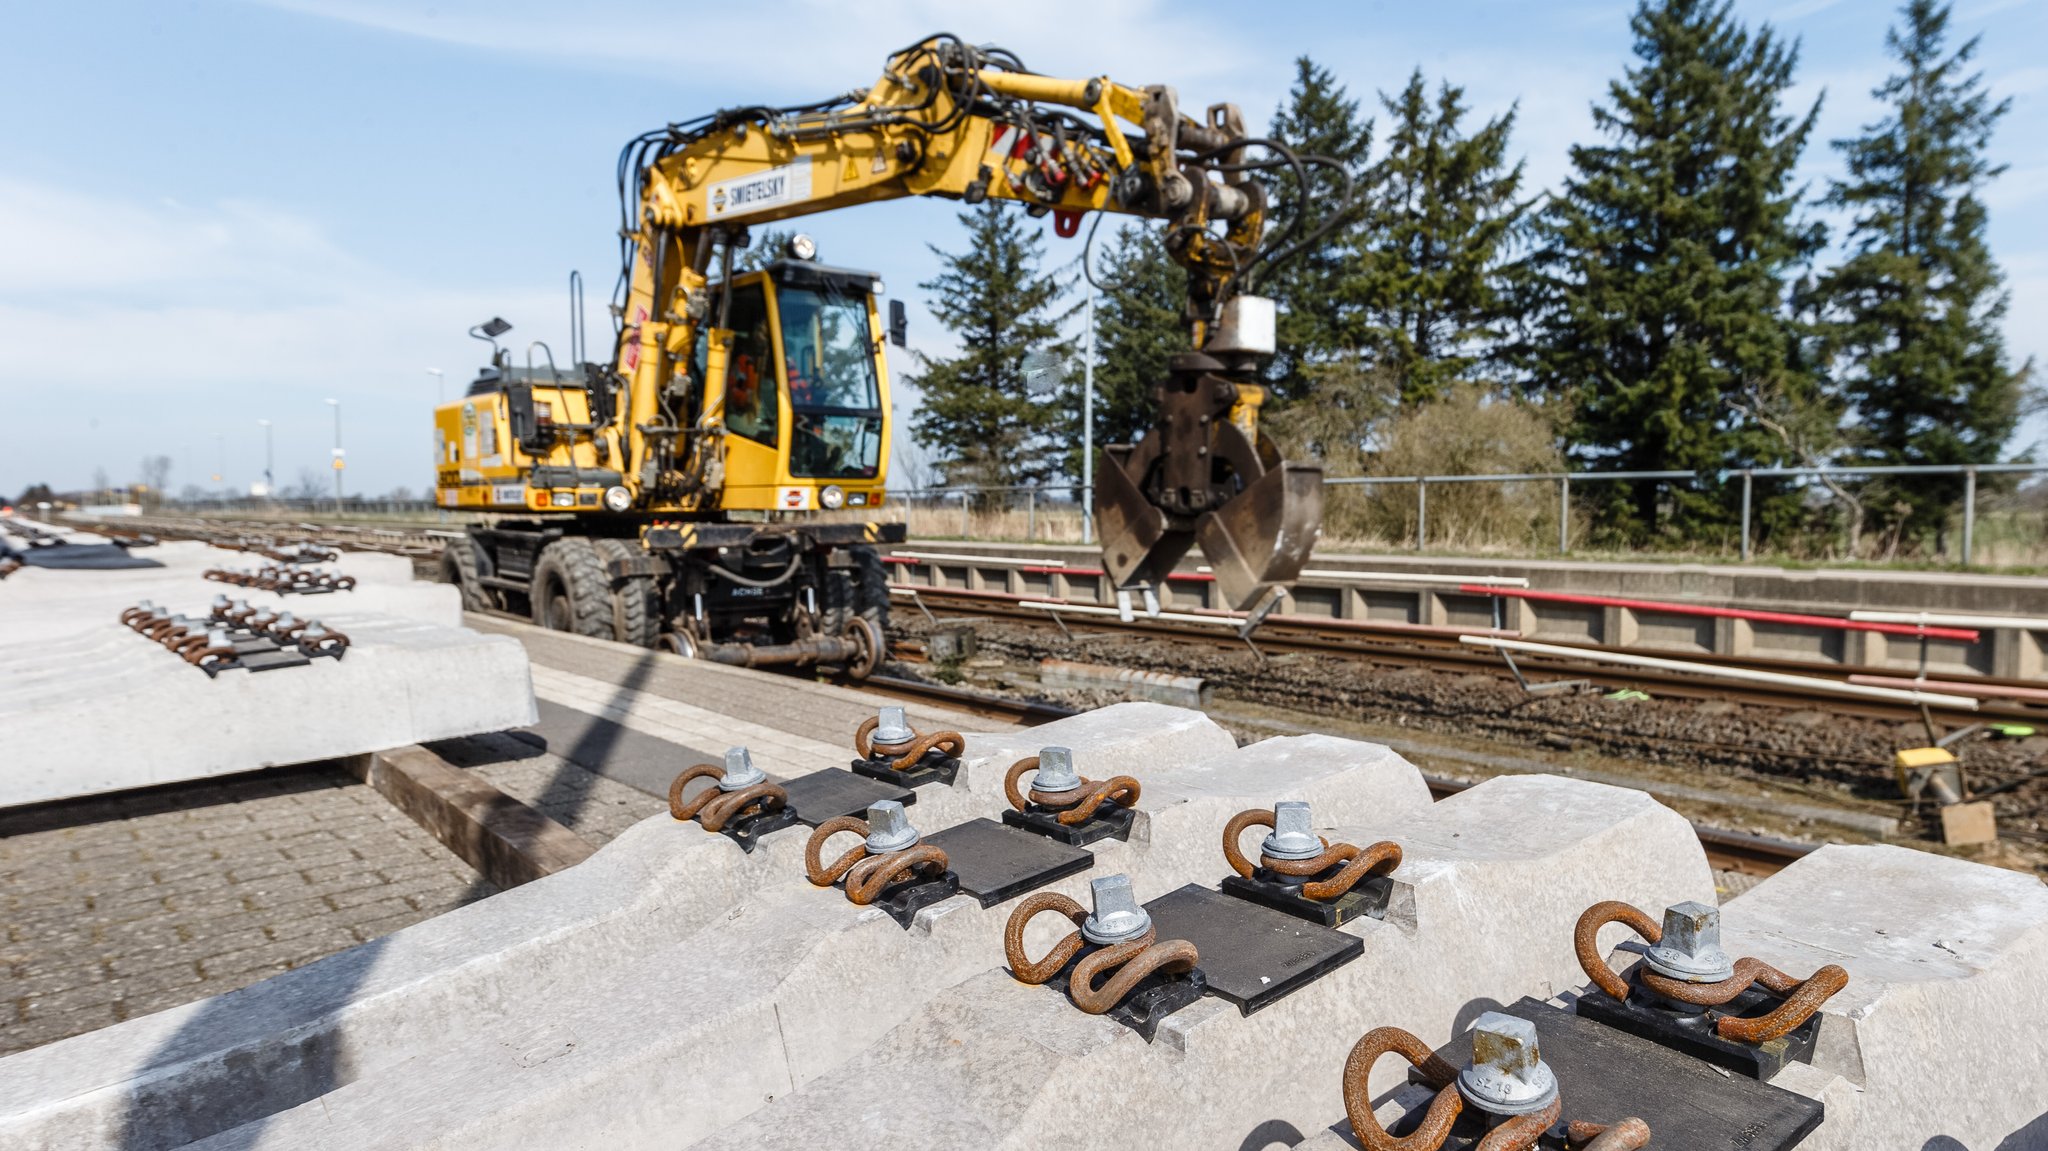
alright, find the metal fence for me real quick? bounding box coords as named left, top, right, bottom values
left=901, top=462, right=2046, bottom=565
left=130, top=462, right=2046, bottom=565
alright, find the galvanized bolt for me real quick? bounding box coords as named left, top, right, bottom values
left=1081, top=874, right=1151, bottom=944
left=301, top=622, right=328, bottom=639
left=1644, top=900, right=1736, bottom=983
left=211, top=594, right=230, bottom=609
left=207, top=628, right=230, bottom=646
left=1030, top=746, right=1083, bottom=794
left=1457, top=1012, right=1559, bottom=1116
left=275, top=612, right=298, bottom=629
left=1261, top=800, right=1324, bottom=860
left=863, top=800, right=919, bottom=853
left=871, top=705, right=915, bottom=747
left=717, top=746, right=767, bottom=792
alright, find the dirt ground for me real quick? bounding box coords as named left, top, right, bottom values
left=889, top=613, right=2048, bottom=879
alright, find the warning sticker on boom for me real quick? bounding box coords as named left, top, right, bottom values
left=707, top=158, right=813, bottom=219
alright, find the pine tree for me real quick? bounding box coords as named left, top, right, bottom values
left=1263, top=57, right=1375, bottom=403
left=1815, top=0, right=2023, bottom=543
left=909, top=203, right=1072, bottom=491
left=1360, top=71, right=1530, bottom=404
left=1523, top=0, right=1822, bottom=539
left=1082, top=225, right=1187, bottom=473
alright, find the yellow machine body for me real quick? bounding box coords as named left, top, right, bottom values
left=435, top=267, right=892, bottom=516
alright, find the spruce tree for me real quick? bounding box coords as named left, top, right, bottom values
left=909, top=203, right=1072, bottom=491
left=1264, top=57, right=1375, bottom=403
left=1078, top=223, right=1187, bottom=476
left=1524, top=0, right=1822, bottom=539
left=1815, top=0, right=2022, bottom=542
left=1360, top=71, right=1529, bottom=404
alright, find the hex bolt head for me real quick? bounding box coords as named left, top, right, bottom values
left=275, top=612, right=298, bottom=628
left=301, top=622, right=328, bottom=639
left=1457, top=1012, right=1559, bottom=1116
left=717, top=746, right=767, bottom=792
left=207, top=628, right=230, bottom=646
left=1644, top=900, right=1736, bottom=983
left=1081, top=874, right=1151, bottom=944
left=871, top=705, right=915, bottom=747
left=211, top=594, right=230, bottom=609
left=1261, top=800, right=1324, bottom=860
left=1030, top=746, right=1083, bottom=794
left=863, top=800, right=920, bottom=853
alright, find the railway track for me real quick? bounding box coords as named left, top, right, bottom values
left=890, top=583, right=2048, bottom=728
left=98, top=512, right=1988, bottom=874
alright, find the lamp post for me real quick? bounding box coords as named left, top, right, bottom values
left=1081, top=280, right=1095, bottom=545
left=257, top=419, right=274, bottom=501
left=427, top=368, right=444, bottom=404
left=326, top=398, right=343, bottom=512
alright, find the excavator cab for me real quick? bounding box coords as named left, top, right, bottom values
left=694, top=258, right=894, bottom=515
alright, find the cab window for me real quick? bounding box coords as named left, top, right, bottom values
left=778, top=285, right=882, bottom=479
left=716, top=283, right=777, bottom=445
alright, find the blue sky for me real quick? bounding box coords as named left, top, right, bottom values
left=3, top=0, right=2043, bottom=499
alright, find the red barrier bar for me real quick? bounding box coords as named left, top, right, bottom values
left=1459, top=585, right=1979, bottom=642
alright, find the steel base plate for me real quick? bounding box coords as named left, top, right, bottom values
left=718, top=805, right=803, bottom=854
left=1390, top=997, right=1822, bottom=1151
left=1575, top=974, right=1823, bottom=1081
left=780, top=769, right=916, bottom=828
left=1038, top=946, right=1208, bottom=1042
left=920, top=818, right=1093, bottom=908
left=1218, top=869, right=1392, bottom=928
left=849, top=753, right=959, bottom=789
left=1141, top=884, right=1362, bottom=1015
left=999, top=802, right=1134, bottom=846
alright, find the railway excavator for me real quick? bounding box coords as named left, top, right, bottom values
left=432, top=34, right=1330, bottom=677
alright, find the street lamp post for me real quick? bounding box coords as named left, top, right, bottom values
left=257, top=419, right=274, bottom=500
left=427, top=368, right=444, bottom=404
left=326, top=398, right=343, bottom=513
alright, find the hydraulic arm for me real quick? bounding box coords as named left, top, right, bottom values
left=604, top=34, right=1323, bottom=610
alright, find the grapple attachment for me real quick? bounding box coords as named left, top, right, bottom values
left=1095, top=352, right=1323, bottom=612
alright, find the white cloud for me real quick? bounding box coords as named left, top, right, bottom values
left=245, top=0, right=1253, bottom=94
left=0, top=179, right=559, bottom=496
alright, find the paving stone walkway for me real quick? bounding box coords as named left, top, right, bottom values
left=0, top=765, right=492, bottom=1058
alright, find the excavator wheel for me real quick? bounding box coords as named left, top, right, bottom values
left=821, top=545, right=889, bottom=642
left=530, top=538, right=613, bottom=639
left=437, top=537, right=489, bottom=613
left=593, top=538, right=660, bottom=648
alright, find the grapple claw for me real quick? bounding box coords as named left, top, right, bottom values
left=1195, top=460, right=1323, bottom=610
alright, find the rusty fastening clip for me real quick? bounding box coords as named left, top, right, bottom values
left=1003, top=746, right=1140, bottom=827
left=1575, top=900, right=1848, bottom=1046
left=853, top=705, right=964, bottom=777
left=295, top=621, right=349, bottom=660
left=803, top=800, right=951, bottom=906
left=1003, top=875, right=1199, bottom=1016
left=120, top=601, right=160, bottom=628
left=1342, top=1014, right=1562, bottom=1151
left=1223, top=801, right=1401, bottom=903
left=667, top=747, right=790, bottom=833
left=179, top=627, right=242, bottom=678
left=1567, top=1118, right=1653, bottom=1150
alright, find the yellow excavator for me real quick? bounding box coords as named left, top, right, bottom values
left=433, top=33, right=1326, bottom=676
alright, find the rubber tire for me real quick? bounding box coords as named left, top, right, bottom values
left=593, top=537, right=660, bottom=649
left=822, top=545, right=889, bottom=640
left=437, top=537, right=489, bottom=613
left=530, top=537, right=613, bottom=638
